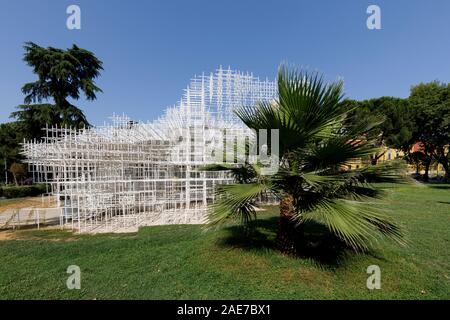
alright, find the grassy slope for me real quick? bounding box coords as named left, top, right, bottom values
left=0, top=183, right=448, bottom=299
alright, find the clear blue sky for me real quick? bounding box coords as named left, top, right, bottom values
left=1, top=0, right=449, bottom=125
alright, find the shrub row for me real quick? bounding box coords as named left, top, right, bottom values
left=0, top=184, right=47, bottom=199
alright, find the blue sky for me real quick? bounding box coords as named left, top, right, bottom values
left=0, top=0, right=449, bottom=125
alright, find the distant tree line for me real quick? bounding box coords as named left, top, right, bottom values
left=340, top=81, right=450, bottom=181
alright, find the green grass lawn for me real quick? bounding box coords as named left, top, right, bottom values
left=0, top=183, right=449, bottom=299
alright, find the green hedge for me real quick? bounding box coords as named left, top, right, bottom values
left=0, top=184, right=47, bottom=199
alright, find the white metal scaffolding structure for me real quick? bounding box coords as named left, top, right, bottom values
left=22, top=67, right=277, bottom=233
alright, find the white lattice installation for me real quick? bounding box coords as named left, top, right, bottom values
left=22, top=67, right=277, bottom=233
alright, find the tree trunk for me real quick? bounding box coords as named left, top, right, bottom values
left=435, top=147, right=450, bottom=181
left=371, top=151, right=385, bottom=165
left=441, top=160, right=450, bottom=181
left=275, top=194, right=304, bottom=255
left=423, top=159, right=431, bottom=182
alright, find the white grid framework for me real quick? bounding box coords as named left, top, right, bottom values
left=22, top=67, right=277, bottom=233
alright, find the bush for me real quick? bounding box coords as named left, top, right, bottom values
left=0, top=184, right=47, bottom=199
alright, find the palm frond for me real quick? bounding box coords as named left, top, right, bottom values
left=199, top=163, right=258, bottom=184
left=277, top=65, right=346, bottom=140
left=235, top=64, right=348, bottom=155
left=199, top=163, right=233, bottom=171
left=297, top=138, right=379, bottom=172
left=352, top=160, right=409, bottom=184
left=207, top=182, right=270, bottom=228
left=303, top=199, right=404, bottom=251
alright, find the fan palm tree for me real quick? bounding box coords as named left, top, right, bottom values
left=206, top=65, right=406, bottom=253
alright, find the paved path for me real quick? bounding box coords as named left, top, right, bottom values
left=0, top=207, right=61, bottom=230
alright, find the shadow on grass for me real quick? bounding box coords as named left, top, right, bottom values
left=216, top=217, right=354, bottom=269
left=426, top=185, right=450, bottom=190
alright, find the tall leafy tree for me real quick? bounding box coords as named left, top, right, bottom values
left=11, top=42, right=103, bottom=137
left=10, top=163, right=27, bottom=186
left=0, top=122, right=24, bottom=183
left=409, top=81, right=450, bottom=180
left=206, top=66, right=405, bottom=253
left=341, top=97, right=413, bottom=165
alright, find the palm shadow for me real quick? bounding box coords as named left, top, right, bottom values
left=216, top=216, right=357, bottom=269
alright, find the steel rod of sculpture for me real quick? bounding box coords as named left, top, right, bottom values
left=22, top=67, right=277, bottom=233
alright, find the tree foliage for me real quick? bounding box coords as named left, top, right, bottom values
left=2, top=42, right=103, bottom=184
left=10, top=162, right=27, bottom=186
left=409, top=81, right=450, bottom=180
left=340, top=97, right=413, bottom=164
left=0, top=122, right=24, bottom=183
left=11, top=42, right=103, bottom=137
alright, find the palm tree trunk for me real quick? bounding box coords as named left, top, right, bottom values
left=275, top=194, right=304, bottom=255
